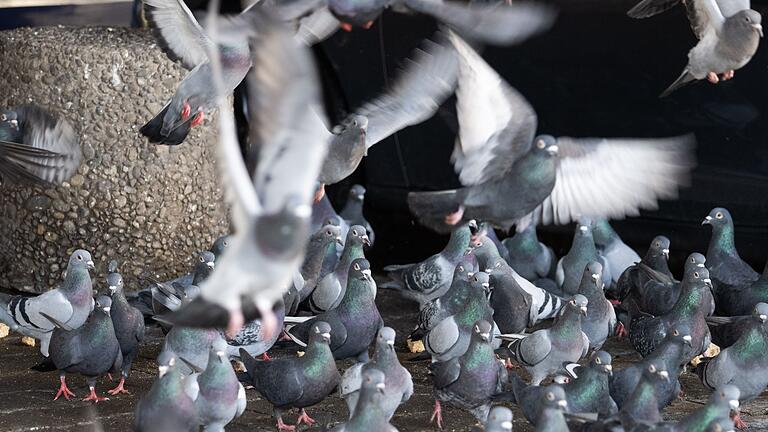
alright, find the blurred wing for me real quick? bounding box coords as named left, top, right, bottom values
left=404, top=0, right=556, bottom=45
left=626, top=0, right=681, bottom=19
left=526, top=135, right=695, bottom=227
left=352, top=31, right=459, bottom=149
left=249, top=16, right=330, bottom=212
left=244, top=0, right=326, bottom=20
left=144, top=0, right=214, bottom=69
left=294, top=7, right=340, bottom=45
left=716, top=0, right=750, bottom=18
left=685, top=0, right=725, bottom=39
left=448, top=31, right=537, bottom=186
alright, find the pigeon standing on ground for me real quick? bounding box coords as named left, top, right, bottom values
left=614, top=235, right=676, bottom=314
left=499, top=294, right=590, bottom=385
left=105, top=267, right=145, bottom=395
left=225, top=299, right=285, bottom=360
left=592, top=219, right=641, bottom=291
left=186, top=345, right=247, bottom=432
left=287, top=258, right=383, bottom=361
left=533, top=386, right=569, bottom=432
left=716, top=259, right=768, bottom=316
left=291, top=224, right=343, bottom=311
left=340, top=327, right=413, bottom=420
left=500, top=377, right=568, bottom=428
left=332, top=368, right=399, bottom=432
left=340, top=184, right=375, bottom=245
left=577, top=262, right=620, bottom=350
left=45, top=296, right=122, bottom=402
left=560, top=351, right=618, bottom=417
left=556, top=221, right=601, bottom=296
left=0, top=249, right=95, bottom=357
left=135, top=352, right=199, bottom=432
left=0, top=104, right=82, bottom=186
left=653, top=385, right=740, bottom=431
left=240, top=321, right=340, bottom=431
left=627, top=0, right=763, bottom=96
left=160, top=324, right=224, bottom=375
left=502, top=224, right=556, bottom=283
left=382, top=220, right=477, bottom=305
left=430, top=320, right=508, bottom=428
left=407, top=31, right=695, bottom=232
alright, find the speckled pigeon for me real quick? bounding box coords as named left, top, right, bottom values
left=134, top=353, right=199, bottom=432
left=44, top=296, right=122, bottom=403
left=333, top=368, right=399, bottom=432
left=0, top=249, right=95, bottom=357
left=615, top=235, right=677, bottom=315
left=0, top=104, right=82, bottom=186
left=556, top=221, right=601, bottom=296
left=499, top=294, right=590, bottom=385
left=382, top=220, right=477, bottom=305
left=240, top=320, right=340, bottom=431
left=105, top=268, right=145, bottom=395
left=287, top=258, right=382, bottom=361
left=340, top=327, right=413, bottom=420
left=502, top=224, right=556, bottom=282
left=225, top=299, right=285, bottom=360
left=592, top=219, right=641, bottom=292
left=653, top=385, right=741, bottom=432
left=577, top=262, right=619, bottom=350
left=429, top=320, right=508, bottom=428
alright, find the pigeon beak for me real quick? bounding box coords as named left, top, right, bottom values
left=547, top=145, right=559, bottom=156
left=697, top=263, right=705, bottom=268
left=730, top=399, right=740, bottom=410
left=501, top=420, right=512, bottom=430
left=376, top=382, right=386, bottom=393
left=361, top=235, right=371, bottom=246
left=158, top=365, right=169, bottom=378
left=702, top=216, right=713, bottom=225
left=386, top=339, right=395, bottom=348
left=659, top=370, right=670, bottom=382
left=335, top=236, right=344, bottom=246
left=753, top=23, right=763, bottom=37
left=86, top=260, right=95, bottom=270
left=217, top=351, right=226, bottom=363
left=206, top=262, right=215, bottom=269
left=108, top=285, right=117, bottom=294
left=591, top=273, right=600, bottom=283
left=103, top=307, right=111, bottom=316
left=580, top=306, right=588, bottom=315
left=760, top=314, right=767, bottom=322
left=321, top=332, right=331, bottom=343
left=683, top=335, right=692, bottom=345
left=480, top=332, right=490, bottom=342
left=356, top=194, right=364, bottom=200
left=662, top=249, right=670, bottom=259
left=362, top=269, right=373, bottom=282
left=704, top=278, right=712, bottom=287
left=604, top=364, right=613, bottom=376
left=557, top=399, right=568, bottom=409
left=482, top=282, right=490, bottom=290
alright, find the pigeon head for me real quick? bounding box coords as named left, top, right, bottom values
left=542, top=385, right=568, bottom=410
left=210, top=339, right=228, bottom=364
left=361, top=367, right=387, bottom=396
left=683, top=252, right=706, bottom=277
left=310, top=321, right=332, bottom=344
left=753, top=303, right=768, bottom=323
left=590, top=351, right=613, bottom=376
left=348, top=184, right=366, bottom=202
left=575, top=218, right=593, bottom=236
left=347, top=225, right=371, bottom=247
left=317, top=223, right=344, bottom=246
left=106, top=272, right=124, bottom=296
left=486, top=406, right=513, bottom=431
left=157, top=351, right=176, bottom=377
left=705, top=417, right=737, bottom=432
left=702, top=207, right=732, bottom=229
left=254, top=198, right=311, bottom=261
left=96, top=295, right=112, bottom=317
left=472, top=320, right=493, bottom=343
left=0, top=110, right=18, bottom=130
left=376, top=326, right=396, bottom=351
left=727, top=9, right=763, bottom=38
left=486, top=257, right=507, bottom=276
left=196, top=251, right=216, bottom=271
left=454, top=254, right=479, bottom=279
left=713, top=385, right=741, bottom=411
left=68, top=249, right=95, bottom=271
left=533, top=135, right=558, bottom=157
left=467, top=219, right=480, bottom=238
left=649, top=236, right=671, bottom=259
left=468, top=271, right=491, bottom=295
left=348, top=258, right=373, bottom=284
left=583, top=261, right=603, bottom=287
left=210, top=235, right=231, bottom=259
left=689, top=266, right=712, bottom=288
left=569, top=294, right=589, bottom=315
left=645, top=361, right=670, bottom=383
left=668, top=325, right=693, bottom=346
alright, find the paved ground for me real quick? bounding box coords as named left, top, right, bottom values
left=0, top=287, right=767, bottom=431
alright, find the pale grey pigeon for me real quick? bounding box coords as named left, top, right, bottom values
left=592, top=218, right=641, bottom=291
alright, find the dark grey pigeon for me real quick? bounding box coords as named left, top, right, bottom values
left=332, top=368, right=399, bottom=432
left=556, top=221, right=601, bottom=296
left=309, top=225, right=371, bottom=313
left=628, top=0, right=762, bottom=96
left=134, top=353, right=198, bottom=432
left=287, top=258, right=383, bottom=361
left=499, top=294, right=590, bottom=385
left=716, top=259, right=768, bottom=316
left=477, top=222, right=510, bottom=262
left=614, top=360, right=668, bottom=429
left=340, top=327, right=413, bottom=420
left=502, top=224, right=556, bottom=282
left=0, top=249, right=95, bottom=357
left=429, top=320, right=508, bottom=428
left=592, top=219, right=641, bottom=292
left=382, top=220, right=477, bottom=305
left=311, top=185, right=349, bottom=238
left=340, top=184, right=375, bottom=246
left=703, top=207, right=761, bottom=312
left=500, top=376, right=568, bottom=428
left=534, top=386, right=569, bottom=432
left=628, top=256, right=712, bottom=360
left=610, top=324, right=691, bottom=409
left=407, top=32, right=694, bottom=233
left=240, top=321, right=340, bottom=430
left=44, top=296, right=122, bottom=402
left=159, top=324, right=224, bottom=375
left=0, top=104, right=82, bottom=186
left=209, top=235, right=231, bottom=263
left=105, top=268, right=146, bottom=395
left=615, top=235, right=677, bottom=315
left=188, top=344, right=247, bottom=431
left=652, top=385, right=741, bottom=432
left=293, top=224, right=343, bottom=311
left=225, top=299, right=285, bottom=360
left=560, top=351, right=618, bottom=418
left=577, top=262, right=619, bottom=350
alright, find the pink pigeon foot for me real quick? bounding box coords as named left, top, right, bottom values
left=707, top=72, right=720, bottom=84
left=226, top=309, right=245, bottom=339
left=430, top=400, right=444, bottom=429
left=261, top=352, right=271, bottom=361
left=444, top=206, right=465, bottom=225
left=732, top=412, right=748, bottom=429
left=276, top=418, right=295, bottom=431
left=107, top=377, right=130, bottom=395
left=82, top=387, right=109, bottom=403
left=54, top=376, right=76, bottom=401
left=296, top=409, right=316, bottom=427
left=722, top=70, right=735, bottom=81
left=615, top=322, right=628, bottom=338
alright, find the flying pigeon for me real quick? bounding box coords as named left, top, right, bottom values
left=407, top=31, right=694, bottom=232
left=134, top=352, right=199, bottom=432
left=627, top=0, right=763, bottom=96
left=340, top=185, right=375, bottom=245
left=104, top=267, right=146, bottom=395
left=592, top=218, right=641, bottom=292
left=0, top=249, right=95, bottom=357
left=0, top=104, right=82, bottom=186
left=332, top=368, right=400, bottom=432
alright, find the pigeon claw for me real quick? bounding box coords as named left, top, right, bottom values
left=444, top=206, right=465, bottom=226
left=707, top=72, right=720, bottom=84
left=505, top=357, right=517, bottom=370
left=340, top=22, right=353, bottom=32
left=261, top=352, right=272, bottom=361
left=181, top=101, right=192, bottom=120
left=107, top=377, right=130, bottom=395
left=722, top=70, right=735, bottom=81
left=296, top=409, right=316, bottom=427
left=430, top=399, right=444, bottom=430
left=732, top=412, right=748, bottom=429
left=314, top=183, right=326, bottom=204
left=82, top=387, right=109, bottom=403
left=615, top=322, right=628, bottom=339
left=226, top=309, right=246, bottom=339
left=190, top=111, right=204, bottom=128
left=276, top=418, right=295, bottom=431
left=362, top=20, right=374, bottom=29
left=54, top=376, right=76, bottom=401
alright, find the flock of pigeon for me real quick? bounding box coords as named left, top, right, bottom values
left=0, top=0, right=765, bottom=431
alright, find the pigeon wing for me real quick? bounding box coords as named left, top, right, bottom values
left=144, top=0, right=215, bottom=69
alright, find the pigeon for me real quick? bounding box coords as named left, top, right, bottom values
left=225, top=299, right=286, bottom=360
left=614, top=235, right=677, bottom=315
left=332, top=368, right=399, bottom=432
left=577, top=262, right=620, bottom=350
left=702, top=207, right=760, bottom=310
left=382, top=220, right=477, bottom=305
left=0, top=104, right=82, bottom=186
left=614, top=361, right=669, bottom=429
left=610, top=324, right=691, bottom=409
left=104, top=268, right=146, bottom=395
left=311, top=185, right=349, bottom=238
left=534, top=386, right=569, bottom=432
left=653, top=385, right=741, bottom=432
left=429, top=320, right=508, bottom=428
left=184, top=344, right=247, bottom=432
left=240, top=321, right=340, bottom=431
left=499, top=294, right=590, bottom=385
left=134, top=352, right=199, bottom=432
left=44, top=296, right=122, bottom=403
left=163, top=10, right=331, bottom=338
left=556, top=221, right=601, bottom=296
left=0, top=249, right=95, bottom=357
left=209, top=235, right=231, bottom=262
left=407, top=31, right=694, bottom=232
left=716, top=259, right=768, bottom=316
left=423, top=271, right=494, bottom=361
left=502, top=224, right=556, bottom=282
left=160, top=324, right=225, bottom=375
left=592, top=219, right=641, bottom=292
left=560, top=351, right=618, bottom=418
left=481, top=406, right=513, bottom=432
left=292, top=224, right=344, bottom=310
left=147, top=251, right=214, bottom=319
left=695, top=303, right=768, bottom=428
left=628, top=256, right=712, bottom=360
left=476, top=222, right=510, bottom=263
left=340, top=327, right=413, bottom=420
left=287, top=258, right=383, bottom=361
left=340, top=185, right=375, bottom=245
left=627, top=0, right=763, bottom=96
left=309, top=225, right=371, bottom=313
left=500, top=376, right=568, bottom=428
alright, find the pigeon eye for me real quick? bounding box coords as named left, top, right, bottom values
left=0, top=114, right=5, bottom=121
left=536, top=139, right=545, bottom=149
left=76, top=255, right=82, bottom=261
left=326, top=230, right=331, bottom=235
left=673, top=329, right=679, bottom=336
left=223, top=241, right=228, bottom=247
left=473, top=276, right=478, bottom=282
left=694, top=271, right=699, bottom=278
left=595, top=357, right=602, bottom=365
left=716, top=212, right=723, bottom=219
left=649, top=364, right=656, bottom=373
left=199, top=256, right=205, bottom=262
left=352, top=230, right=358, bottom=236
left=546, top=392, right=555, bottom=401
left=495, top=262, right=501, bottom=268
left=570, top=300, right=576, bottom=305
